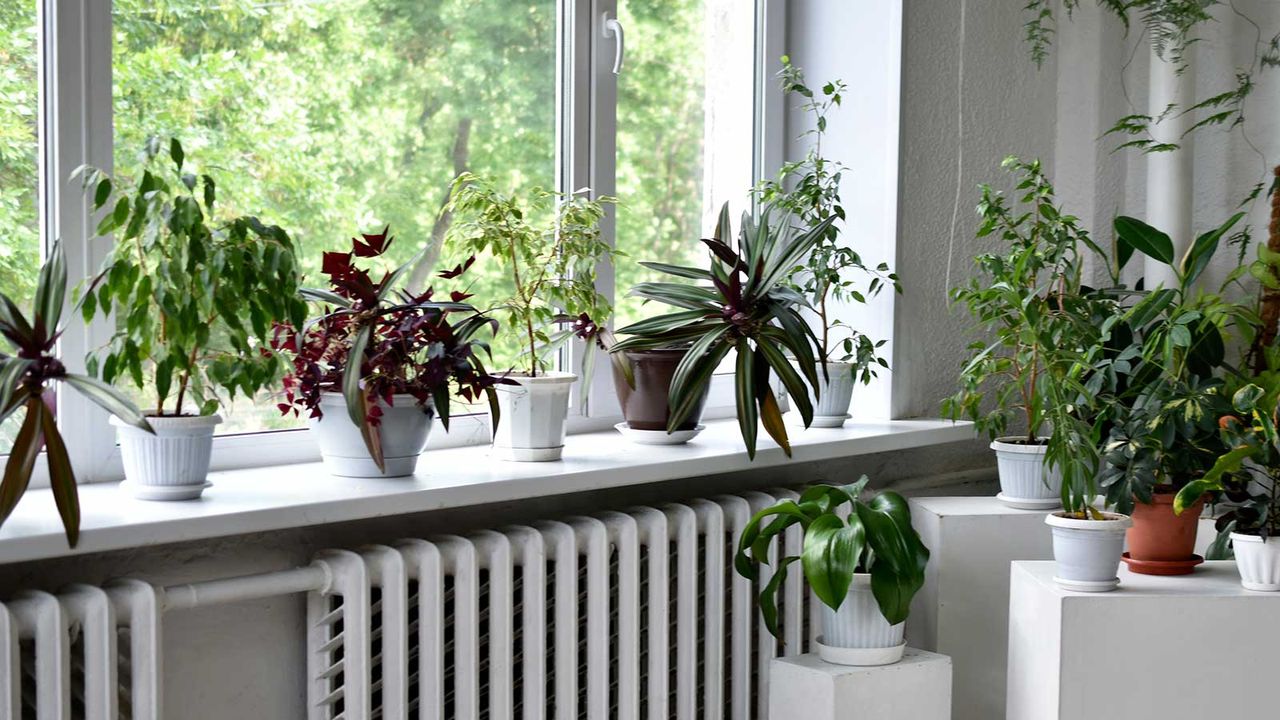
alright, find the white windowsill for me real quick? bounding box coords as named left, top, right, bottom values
left=0, top=418, right=975, bottom=565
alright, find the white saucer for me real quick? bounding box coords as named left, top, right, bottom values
left=122, top=480, right=212, bottom=501
left=809, top=414, right=851, bottom=429
left=814, top=638, right=906, bottom=666
left=614, top=422, right=705, bottom=445
left=996, top=492, right=1061, bottom=510
left=1053, top=576, right=1120, bottom=593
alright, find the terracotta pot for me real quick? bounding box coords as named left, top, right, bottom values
left=1123, top=491, right=1205, bottom=575
left=610, top=348, right=710, bottom=431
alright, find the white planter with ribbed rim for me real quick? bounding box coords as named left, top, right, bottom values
left=815, top=573, right=906, bottom=666
left=1231, top=532, right=1280, bottom=591
left=809, top=360, right=856, bottom=428
left=489, top=371, right=576, bottom=461
left=113, top=414, right=221, bottom=500
left=308, top=392, right=434, bottom=478
left=1045, top=511, right=1131, bottom=592
left=991, top=437, right=1062, bottom=509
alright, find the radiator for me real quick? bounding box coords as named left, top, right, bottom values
left=0, top=490, right=814, bottom=719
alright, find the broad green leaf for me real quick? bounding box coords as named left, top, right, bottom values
left=855, top=491, right=929, bottom=624
left=757, top=556, right=798, bottom=638
left=734, top=339, right=759, bottom=459
left=62, top=374, right=152, bottom=431
left=1179, top=212, right=1242, bottom=287
left=1114, top=216, right=1174, bottom=267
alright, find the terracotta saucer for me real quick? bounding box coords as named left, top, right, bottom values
left=1120, top=552, right=1204, bottom=576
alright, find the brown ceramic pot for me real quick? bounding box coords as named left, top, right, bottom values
left=1122, top=490, right=1205, bottom=575
left=611, top=348, right=710, bottom=431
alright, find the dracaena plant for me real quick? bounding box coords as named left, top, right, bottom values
left=76, top=137, right=308, bottom=417
left=611, top=202, right=834, bottom=459
left=276, top=227, right=504, bottom=473
left=0, top=240, right=152, bottom=547
left=734, top=476, right=929, bottom=636
left=757, top=57, right=897, bottom=383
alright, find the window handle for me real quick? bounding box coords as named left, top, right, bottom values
left=602, top=12, right=624, bottom=74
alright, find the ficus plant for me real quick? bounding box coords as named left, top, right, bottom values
left=734, top=476, right=929, bottom=636
left=0, top=240, right=152, bottom=547
left=610, top=202, right=835, bottom=459
left=76, top=137, right=309, bottom=417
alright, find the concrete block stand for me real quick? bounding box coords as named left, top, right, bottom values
left=769, top=648, right=952, bottom=720
left=1007, top=560, right=1280, bottom=720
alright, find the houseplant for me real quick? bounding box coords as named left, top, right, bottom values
left=276, top=228, right=504, bottom=477
left=943, top=157, right=1105, bottom=509
left=758, top=57, right=896, bottom=428
left=78, top=138, right=308, bottom=499
left=734, top=476, right=929, bottom=666
left=610, top=202, right=836, bottom=459
left=0, top=240, right=153, bottom=547
left=443, top=173, right=615, bottom=461
left=1099, top=212, right=1251, bottom=574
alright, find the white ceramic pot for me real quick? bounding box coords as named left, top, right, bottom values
left=113, top=414, right=221, bottom=500
left=991, top=437, right=1062, bottom=509
left=1231, top=532, right=1280, bottom=591
left=1045, top=511, right=1132, bottom=592
left=308, top=393, right=434, bottom=478
left=809, top=361, right=855, bottom=428
left=489, top=371, right=576, bottom=461
left=816, top=573, right=906, bottom=666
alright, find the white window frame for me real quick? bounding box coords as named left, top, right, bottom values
left=37, top=0, right=787, bottom=483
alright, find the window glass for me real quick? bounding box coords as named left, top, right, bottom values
left=112, top=0, right=557, bottom=433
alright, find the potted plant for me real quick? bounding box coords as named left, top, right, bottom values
left=78, top=138, right=308, bottom=500
left=443, top=173, right=615, bottom=461
left=1099, top=212, right=1251, bottom=574
left=610, top=202, right=835, bottom=459
left=276, top=228, right=504, bottom=477
left=734, top=477, right=928, bottom=666
left=1174, top=380, right=1280, bottom=590
left=0, top=240, right=153, bottom=546
left=758, top=57, right=896, bottom=428
left=943, top=157, right=1104, bottom=509
left=607, top=341, right=710, bottom=445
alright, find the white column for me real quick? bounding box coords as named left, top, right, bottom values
left=769, top=649, right=952, bottom=720
left=1144, top=48, right=1194, bottom=289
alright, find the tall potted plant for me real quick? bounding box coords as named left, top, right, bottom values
left=758, top=58, right=896, bottom=428
left=444, top=173, right=615, bottom=461
left=0, top=240, right=153, bottom=546
left=610, top=203, right=835, bottom=459
left=735, top=477, right=929, bottom=666
left=276, top=228, right=504, bottom=477
left=78, top=138, right=308, bottom=499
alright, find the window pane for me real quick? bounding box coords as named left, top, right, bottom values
left=613, top=0, right=756, bottom=328
left=112, top=0, right=557, bottom=433
left=0, top=0, right=40, bottom=451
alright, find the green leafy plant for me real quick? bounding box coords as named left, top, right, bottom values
left=757, top=57, right=897, bottom=383
left=0, top=240, right=152, bottom=547
left=443, top=172, right=616, bottom=393
left=610, top=203, right=835, bottom=459
left=734, top=477, right=929, bottom=636
left=76, top=137, right=308, bottom=417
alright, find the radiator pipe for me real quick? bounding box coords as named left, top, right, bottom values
left=161, top=564, right=330, bottom=611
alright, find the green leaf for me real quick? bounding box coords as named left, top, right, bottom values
left=300, top=287, right=353, bottom=309
left=62, top=374, right=152, bottom=431
left=734, top=339, right=759, bottom=459
left=802, top=514, right=865, bottom=611
left=1114, top=216, right=1174, bottom=267
left=1173, top=477, right=1221, bottom=514
left=170, top=138, right=185, bottom=170
left=0, top=358, right=33, bottom=416
left=758, top=556, right=798, bottom=639
left=1180, top=212, right=1243, bottom=287
left=757, top=370, right=791, bottom=457
left=855, top=491, right=929, bottom=624
left=0, top=397, right=45, bottom=529
left=637, top=261, right=712, bottom=281
left=40, top=406, right=79, bottom=547
left=343, top=324, right=373, bottom=427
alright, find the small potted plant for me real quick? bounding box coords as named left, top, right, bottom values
left=758, top=57, right=896, bottom=428
left=606, top=329, right=710, bottom=445
left=78, top=138, right=308, bottom=500
left=444, top=173, right=615, bottom=461
left=735, top=477, right=929, bottom=666
left=944, top=157, right=1102, bottom=509
left=610, top=202, right=835, bottom=459
left=276, top=228, right=504, bottom=477
left=1175, top=380, right=1280, bottom=590
left=0, top=240, right=153, bottom=546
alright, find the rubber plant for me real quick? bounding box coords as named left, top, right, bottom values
left=276, top=228, right=506, bottom=473
left=610, top=202, right=835, bottom=459
left=734, top=476, right=929, bottom=636
left=0, top=240, right=152, bottom=547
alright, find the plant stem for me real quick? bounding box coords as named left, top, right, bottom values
left=506, top=234, right=538, bottom=377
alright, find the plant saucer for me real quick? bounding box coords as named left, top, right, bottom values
left=122, top=480, right=212, bottom=501
left=614, top=422, right=704, bottom=446
left=995, top=492, right=1061, bottom=510
left=1053, top=576, right=1120, bottom=593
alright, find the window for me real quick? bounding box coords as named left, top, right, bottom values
left=22, top=0, right=782, bottom=479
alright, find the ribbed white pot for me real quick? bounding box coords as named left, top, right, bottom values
left=1231, top=533, right=1280, bottom=591
left=308, top=393, right=434, bottom=478
left=809, top=361, right=855, bottom=428
left=992, top=437, right=1062, bottom=508
left=1045, top=512, right=1131, bottom=592
left=816, top=573, right=906, bottom=666
left=113, top=414, right=221, bottom=501
left=489, top=372, right=576, bottom=461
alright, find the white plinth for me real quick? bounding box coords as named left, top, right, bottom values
left=1007, top=561, right=1279, bottom=719
left=907, top=496, right=1054, bottom=720
left=769, top=648, right=952, bottom=720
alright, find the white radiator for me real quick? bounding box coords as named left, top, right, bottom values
left=0, top=490, right=814, bottom=719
